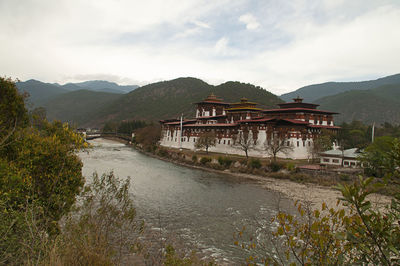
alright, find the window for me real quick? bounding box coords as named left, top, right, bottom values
left=303, top=141, right=305, bottom=147
left=287, top=141, right=290, bottom=146
left=218, top=139, right=221, bottom=144
left=332, top=159, right=339, bottom=163
left=223, top=140, right=226, bottom=144
left=323, top=158, right=330, bottom=162
left=297, top=141, right=299, bottom=147
left=193, top=138, right=196, bottom=142
left=350, top=162, right=356, bottom=166
left=228, top=140, right=230, bottom=145
left=344, top=161, right=349, bottom=166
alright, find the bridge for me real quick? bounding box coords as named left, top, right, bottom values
left=85, top=132, right=132, bottom=142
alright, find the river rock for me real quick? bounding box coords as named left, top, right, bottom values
left=233, top=161, right=241, bottom=168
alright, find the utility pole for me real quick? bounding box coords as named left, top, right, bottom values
left=179, top=114, right=183, bottom=150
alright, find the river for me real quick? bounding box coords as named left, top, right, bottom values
left=79, top=138, right=294, bottom=263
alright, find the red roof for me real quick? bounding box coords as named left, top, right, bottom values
left=184, top=123, right=237, bottom=127
left=263, top=107, right=338, bottom=115
left=281, top=118, right=310, bottom=125
left=236, top=118, right=275, bottom=123
left=308, top=125, right=341, bottom=129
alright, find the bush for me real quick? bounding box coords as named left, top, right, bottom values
left=218, top=156, right=233, bottom=168
left=285, top=162, right=296, bottom=172
left=269, top=161, right=284, bottom=172
left=248, top=158, right=262, bottom=169
left=339, top=174, right=351, bottom=181
left=157, top=148, right=169, bottom=157
left=192, top=155, right=198, bottom=163
left=200, top=157, right=212, bottom=165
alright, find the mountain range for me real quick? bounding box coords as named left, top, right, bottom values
left=16, top=73, right=400, bottom=127
left=17, top=79, right=138, bottom=107
left=280, top=73, right=400, bottom=102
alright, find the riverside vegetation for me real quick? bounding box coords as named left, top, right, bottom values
left=2, top=76, right=400, bottom=265
left=133, top=120, right=400, bottom=265
left=0, top=78, right=213, bottom=265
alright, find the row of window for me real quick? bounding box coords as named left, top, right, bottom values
left=322, top=158, right=359, bottom=166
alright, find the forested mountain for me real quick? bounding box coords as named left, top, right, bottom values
left=280, top=73, right=400, bottom=102
left=82, top=77, right=283, bottom=126
left=16, top=79, right=139, bottom=108
left=42, top=90, right=122, bottom=126
left=16, top=79, right=68, bottom=107
left=72, top=80, right=139, bottom=93
left=316, top=84, right=400, bottom=124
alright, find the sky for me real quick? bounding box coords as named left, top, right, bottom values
left=0, top=0, right=399, bottom=95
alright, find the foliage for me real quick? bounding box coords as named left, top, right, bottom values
left=103, top=120, right=147, bottom=134
left=134, top=124, right=161, bottom=149
left=308, top=129, right=335, bottom=162
left=0, top=78, right=87, bottom=263
left=260, top=140, right=400, bottom=266
left=218, top=156, right=233, bottom=168
left=0, top=77, right=29, bottom=146
left=52, top=172, right=142, bottom=265
left=199, top=157, right=212, bottom=165
left=360, top=136, right=398, bottom=177
left=285, top=162, right=296, bottom=172
left=248, top=158, right=262, bottom=169
left=195, top=132, right=216, bottom=154
left=192, top=154, right=198, bottom=163
left=269, top=161, right=284, bottom=172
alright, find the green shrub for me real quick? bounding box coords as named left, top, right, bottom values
left=269, top=161, right=284, bottom=172
left=286, top=162, right=296, bottom=172
left=218, top=156, right=233, bottom=167
left=200, top=157, right=211, bottom=165
left=192, top=155, right=198, bottom=163
left=157, top=148, right=169, bottom=157
left=339, top=174, right=351, bottom=181
left=248, top=158, right=262, bottom=169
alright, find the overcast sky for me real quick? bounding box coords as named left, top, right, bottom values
left=1, top=0, right=399, bottom=95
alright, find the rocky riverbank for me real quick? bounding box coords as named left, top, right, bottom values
left=132, top=144, right=392, bottom=210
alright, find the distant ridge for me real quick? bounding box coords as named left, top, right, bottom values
left=280, top=73, right=400, bottom=102
left=16, top=79, right=139, bottom=108
left=315, top=84, right=400, bottom=125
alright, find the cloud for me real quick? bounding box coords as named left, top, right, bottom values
left=239, top=13, right=260, bottom=30
left=0, top=0, right=399, bottom=95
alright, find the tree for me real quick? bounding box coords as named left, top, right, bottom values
left=308, top=131, right=334, bottom=162
left=0, top=77, right=29, bottom=147
left=134, top=124, right=161, bottom=150
left=238, top=139, right=400, bottom=265
left=232, top=130, right=256, bottom=159
left=195, top=131, right=216, bottom=154
left=360, top=136, right=397, bottom=177
left=264, top=135, right=293, bottom=162
left=0, top=78, right=87, bottom=262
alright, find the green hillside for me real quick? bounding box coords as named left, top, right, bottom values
left=43, top=89, right=121, bottom=125
left=316, top=84, right=400, bottom=125
left=76, top=77, right=283, bottom=126
left=280, top=73, right=400, bottom=102
left=16, top=79, right=68, bottom=107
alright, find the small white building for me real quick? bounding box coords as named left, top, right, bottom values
left=319, top=148, right=362, bottom=168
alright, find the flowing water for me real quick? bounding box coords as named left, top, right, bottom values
left=79, top=138, right=294, bottom=263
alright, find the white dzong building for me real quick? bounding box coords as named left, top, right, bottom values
left=160, top=93, right=340, bottom=159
